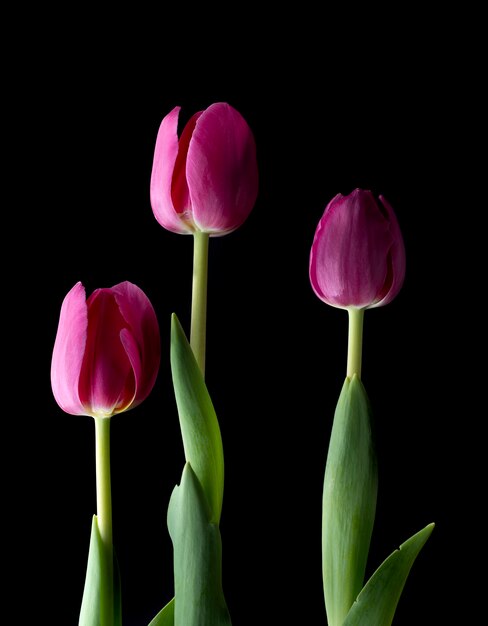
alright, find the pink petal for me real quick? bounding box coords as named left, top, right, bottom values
left=370, top=195, right=406, bottom=308
left=309, top=193, right=342, bottom=303
left=310, top=190, right=392, bottom=308
left=118, top=328, right=142, bottom=412
left=111, top=281, right=160, bottom=406
left=187, top=102, right=258, bottom=235
left=51, top=282, right=88, bottom=415
left=79, top=289, right=134, bottom=416
left=150, top=107, right=194, bottom=235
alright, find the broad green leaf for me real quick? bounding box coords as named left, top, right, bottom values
left=322, top=375, right=378, bottom=626
left=168, top=462, right=232, bottom=626
left=79, top=515, right=122, bottom=626
left=343, top=523, right=435, bottom=626
left=170, top=314, right=224, bottom=523
left=147, top=598, right=175, bottom=626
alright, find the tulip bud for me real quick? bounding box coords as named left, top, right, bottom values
left=309, top=189, right=406, bottom=309
left=51, top=281, right=160, bottom=418
left=150, top=102, right=258, bottom=236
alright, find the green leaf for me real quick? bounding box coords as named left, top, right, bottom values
left=79, top=515, right=122, bottom=626
left=170, top=314, right=224, bottom=524
left=343, top=523, right=435, bottom=626
left=167, top=462, right=232, bottom=626
left=322, top=375, right=378, bottom=626
left=147, top=598, right=175, bottom=626
left=79, top=516, right=102, bottom=626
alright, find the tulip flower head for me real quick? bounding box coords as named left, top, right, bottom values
left=51, top=281, right=160, bottom=418
left=150, top=102, right=258, bottom=236
left=309, top=189, right=406, bottom=309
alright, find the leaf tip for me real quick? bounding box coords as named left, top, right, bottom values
left=171, top=312, right=187, bottom=341
left=398, top=521, right=435, bottom=553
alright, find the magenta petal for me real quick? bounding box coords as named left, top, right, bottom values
left=150, top=106, right=193, bottom=234
left=79, top=289, right=134, bottom=416
left=371, top=195, right=406, bottom=308
left=309, top=193, right=342, bottom=303
left=187, top=102, right=258, bottom=235
left=310, top=190, right=392, bottom=308
left=50, top=282, right=88, bottom=415
left=171, top=111, right=203, bottom=217
left=345, top=190, right=393, bottom=307
left=111, top=281, right=160, bottom=406
left=119, top=328, right=142, bottom=411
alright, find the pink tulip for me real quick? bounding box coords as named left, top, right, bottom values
left=309, top=189, right=406, bottom=309
left=150, top=102, right=258, bottom=236
left=51, top=281, right=160, bottom=418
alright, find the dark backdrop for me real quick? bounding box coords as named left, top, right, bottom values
left=9, top=9, right=480, bottom=625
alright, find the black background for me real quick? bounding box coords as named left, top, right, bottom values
left=9, top=8, right=481, bottom=625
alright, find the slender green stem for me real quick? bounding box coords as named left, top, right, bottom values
left=95, top=416, right=113, bottom=626
left=190, top=231, right=209, bottom=376
left=346, top=308, right=364, bottom=379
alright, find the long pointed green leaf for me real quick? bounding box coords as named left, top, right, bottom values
left=79, top=516, right=102, bottom=626
left=343, top=523, right=435, bottom=626
left=170, top=314, right=224, bottom=523
left=78, top=515, right=122, bottom=626
left=322, top=375, right=378, bottom=626
left=168, top=462, right=232, bottom=626
left=148, top=598, right=175, bottom=626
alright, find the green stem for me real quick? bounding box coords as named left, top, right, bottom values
left=190, top=231, right=209, bottom=376
left=346, top=308, right=364, bottom=379
left=95, top=416, right=113, bottom=626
